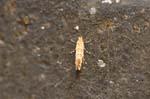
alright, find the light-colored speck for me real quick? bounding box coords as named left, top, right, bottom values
left=116, top=0, right=120, bottom=3
left=57, top=60, right=62, bottom=65
left=109, top=80, right=114, bottom=84
left=38, top=74, right=46, bottom=81
left=59, top=8, right=64, bottom=11
left=97, top=59, right=106, bottom=67
left=41, top=26, right=45, bottom=30
left=74, top=25, right=79, bottom=30
left=89, top=7, right=97, bottom=15
left=113, top=17, right=117, bottom=21
left=136, top=80, right=139, bottom=82
left=102, top=0, right=112, bottom=4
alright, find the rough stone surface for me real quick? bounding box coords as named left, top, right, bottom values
left=0, top=0, right=150, bottom=99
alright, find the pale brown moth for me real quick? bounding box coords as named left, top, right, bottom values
left=75, top=36, right=84, bottom=71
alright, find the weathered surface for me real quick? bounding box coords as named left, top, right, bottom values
left=0, top=0, right=150, bottom=99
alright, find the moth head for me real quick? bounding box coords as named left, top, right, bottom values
left=78, top=36, right=83, bottom=41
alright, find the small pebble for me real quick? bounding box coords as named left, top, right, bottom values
left=89, top=7, right=97, bottom=15
left=59, top=8, right=64, bottom=11
left=74, top=25, right=79, bottom=30
left=38, top=74, right=46, bottom=81
left=109, top=80, right=114, bottom=84
left=116, top=0, right=120, bottom=3
left=102, top=0, right=112, bottom=4
left=41, top=26, right=45, bottom=30
left=56, top=60, right=62, bottom=65
left=136, top=80, right=139, bottom=82
left=97, top=59, right=106, bottom=68
left=113, top=17, right=117, bottom=21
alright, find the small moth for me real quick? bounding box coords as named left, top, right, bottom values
left=75, top=36, right=84, bottom=71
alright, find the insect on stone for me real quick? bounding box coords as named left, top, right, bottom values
left=75, top=36, right=84, bottom=71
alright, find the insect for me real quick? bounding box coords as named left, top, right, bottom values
left=75, top=36, right=84, bottom=71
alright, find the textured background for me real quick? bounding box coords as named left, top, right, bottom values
left=0, top=0, right=150, bottom=99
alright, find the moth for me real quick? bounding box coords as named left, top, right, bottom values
left=75, top=36, right=84, bottom=71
